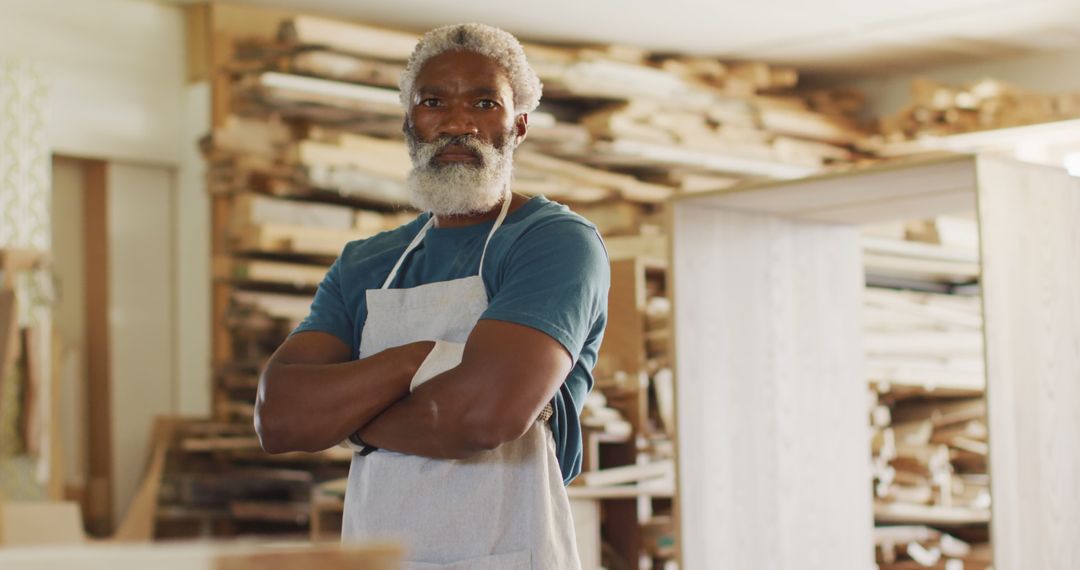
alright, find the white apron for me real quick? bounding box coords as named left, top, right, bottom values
left=342, top=196, right=581, bottom=570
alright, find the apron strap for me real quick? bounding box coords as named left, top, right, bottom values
left=381, top=192, right=513, bottom=290
left=478, top=193, right=512, bottom=283
left=381, top=215, right=436, bottom=289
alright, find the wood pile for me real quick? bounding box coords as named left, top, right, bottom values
left=155, top=419, right=349, bottom=537
left=866, top=286, right=991, bottom=569
left=220, top=15, right=873, bottom=213
left=877, top=76, right=1080, bottom=142
left=875, top=525, right=992, bottom=570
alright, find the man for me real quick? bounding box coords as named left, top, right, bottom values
left=255, top=23, right=609, bottom=569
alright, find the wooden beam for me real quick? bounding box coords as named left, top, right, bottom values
left=83, top=161, right=112, bottom=536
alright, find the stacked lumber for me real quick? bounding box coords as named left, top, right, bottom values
left=581, top=391, right=633, bottom=440
left=156, top=420, right=349, bottom=537
left=861, top=216, right=981, bottom=289
left=875, top=525, right=992, bottom=570
left=223, top=15, right=874, bottom=213
left=864, top=287, right=985, bottom=398
left=877, top=76, right=1080, bottom=142
left=866, top=286, right=990, bottom=568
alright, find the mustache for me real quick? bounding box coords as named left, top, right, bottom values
left=403, top=120, right=514, bottom=170
left=424, top=135, right=488, bottom=165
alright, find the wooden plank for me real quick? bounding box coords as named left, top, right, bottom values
left=279, top=15, right=418, bottom=61
left=758, top=107, right=865, bottom=145
left=216, top=257, right=328, bottom=289
left=296, top=136, right=410, bottom=182
left=874, top=502, right=990, bottom=525
left=515, top=151, right=674, bottom=203
left=287, top=50, right=402, bottom=88
left=672, top=204, right=872, bottom=569
left=0, top=542, right=402, bottom=569
left=232, top=193, right=356, bottom=230
left=255, top=72, right=403, bottom=117
left=591, top=139, right=817, bottom=179
left=568, top=202, right=645, bottom=238
left=232, top=291, right=312, bottom=323
left=976, top=156, right=1080, bottom=570
left=603, top=235, right=667, bottom=261
left=579, top=460, right=673, bottom=487
left=113, top=417, right=177, bottom=541
left=83, top=160, right=113, bottom=535
left=233, top=223, right=370, bottom=258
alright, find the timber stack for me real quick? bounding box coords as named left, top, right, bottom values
left=876, top=76, right=1080, bottom=142
left=865, top=286, right=991, bottom=570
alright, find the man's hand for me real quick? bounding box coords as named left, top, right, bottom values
left=357, top=319, right=572, bottom=459
left=254, top=332, right=434, bottom=454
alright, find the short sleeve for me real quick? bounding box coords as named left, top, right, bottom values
left=291, top=254, right=354, bottom=350
left=481, top=220, right=609, bottom=361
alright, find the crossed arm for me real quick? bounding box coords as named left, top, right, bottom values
left=255, top=319, right=572, bottom=459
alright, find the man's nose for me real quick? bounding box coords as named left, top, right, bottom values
left=438, top=109, right=479, bottom=138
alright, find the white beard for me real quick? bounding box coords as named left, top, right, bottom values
left=405, top=127, right=516, bottom=216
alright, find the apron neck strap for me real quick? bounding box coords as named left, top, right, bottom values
left=380, top=192, right=513, bottom=290
left=478, top=192, right=512, bottom=283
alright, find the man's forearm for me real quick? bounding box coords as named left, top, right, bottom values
left=255, top=341, right=432, bottom=453
left=358, top=365, right=509, bottom=460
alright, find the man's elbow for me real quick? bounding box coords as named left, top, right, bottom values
left=254, top=401, right=290, bottom=454
left=461, top=410, right=532, bottom=452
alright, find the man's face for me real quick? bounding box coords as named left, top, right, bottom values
left=403, top=50, right=527, bottom=216
left=409, top=50, right=520, bottom=154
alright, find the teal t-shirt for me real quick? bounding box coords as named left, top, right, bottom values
left=292, top=195, right=609, bottom=484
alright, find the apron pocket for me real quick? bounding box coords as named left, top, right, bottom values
left=404, top=549, right=531, bottom=570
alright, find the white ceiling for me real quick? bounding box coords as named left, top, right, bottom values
left=166, top=0, right=1080, bottom=75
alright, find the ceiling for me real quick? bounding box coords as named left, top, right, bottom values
left=162, top=0, right=1080, bottom=76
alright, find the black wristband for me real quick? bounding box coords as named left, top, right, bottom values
left=349, top=431, right=378, bottom=456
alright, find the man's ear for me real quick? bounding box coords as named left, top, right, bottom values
left=514, top=113, right=529, bottom=144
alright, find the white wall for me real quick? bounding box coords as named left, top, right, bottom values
left=1, top=0, right=212, bottom=420
left=0, top=0, right=186, bottom=164
left=107, top=162, right=178, bottom=523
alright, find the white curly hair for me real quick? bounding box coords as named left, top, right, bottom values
left=399, top=23, right=543, bottom=115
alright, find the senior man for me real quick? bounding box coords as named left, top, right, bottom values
left=255, top=22, right=609, bottom=569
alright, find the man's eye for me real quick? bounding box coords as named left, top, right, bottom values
left=420, top=98, right=441, bottom=107
left=476, top=100, right=498, bottom=109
